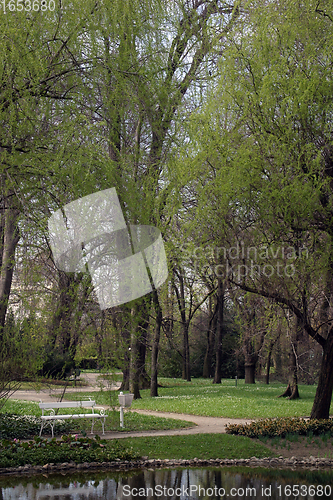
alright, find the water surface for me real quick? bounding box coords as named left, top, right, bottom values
left=1, top=467, right=332, bottom=499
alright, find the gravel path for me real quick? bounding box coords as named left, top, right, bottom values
left=102, top=409, right=253, bottom=439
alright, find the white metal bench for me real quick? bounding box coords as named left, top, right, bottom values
left=39, top=399, right=107, bottom=438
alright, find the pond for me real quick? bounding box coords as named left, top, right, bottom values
left=0, top=467, right=332, bottom=500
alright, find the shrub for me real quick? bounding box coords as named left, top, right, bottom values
left=226, top=417, right=333, bottom=438
left=78, top=357, right=98, bottom=370
left=40, top=348, right=75, bottom=379
left=0, top=413, right=72, bottom=439
left=0, top=434, right=139, bottom=468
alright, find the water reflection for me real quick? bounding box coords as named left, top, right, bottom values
left=0, top=467, right=332, bottom=500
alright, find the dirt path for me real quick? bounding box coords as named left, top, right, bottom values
left=102, top=409, right=253, bottom=439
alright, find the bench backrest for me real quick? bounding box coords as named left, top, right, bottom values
left=39, top=400, right=95, bottom=410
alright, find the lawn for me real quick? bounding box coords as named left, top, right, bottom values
left=70, top=378, right=322, bottom=419
left=119, top=433, right=275, bottom=460
left=130, top=378, right=321, bottom=418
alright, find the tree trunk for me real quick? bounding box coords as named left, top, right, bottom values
left=136, top=300, right=150, bottom=390
left=279, top=347, right=299, bottom=398
left=120, top=315, right=130, bottom=391
left=0, top=201, right=19, bottom=335
left=279, top=317, right=300, bottom=399
left=237, top=295, right=266, bottom=385
left=174, top=272, right=191, bottom=381
left=121, top=367, right=130, bottom=391
left=151, top=291, right=162, bottom=397
left=203, top=297, right=218, bottom=378
left=129, top=307, right=142, bottom=400
left=182, top=322, right=191, bottom=381
left=129, top=334, right=141, bottom=399
left=245, top=363, right=256, bottom=384
left=50, top=271, right=82, bottom=357
left=118, top=314, right=131, bottom=391
left=213, top=278, right=224, bottom=384
left=310, top=330, right=333, bottom=419
left=288, top=345, right=300, bottom=400
left=273, top=338, right=284, bottom=380
left=244, top=337, right=257, bottom=384
left=265, top=350, right=272, bottom=385
left=70, top=274, right=92, bottom=359
left=265, top=329, right=281, bottom=385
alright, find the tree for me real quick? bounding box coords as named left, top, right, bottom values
left=194, top=0, right=333, bottom=417
left=81, top=0, right=242, bottom=396
left=0, top=4, right=107, bottom=392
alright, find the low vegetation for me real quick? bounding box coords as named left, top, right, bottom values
left=226, top=417, right=333, bottom=438
left=0, top=413, right=72, bottom=440
left=1, top=377, right=332, bottom=467
left=0, top=434, right=139, bottom=468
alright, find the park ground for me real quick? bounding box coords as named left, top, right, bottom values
left=7, top=373, right=333, bottom=461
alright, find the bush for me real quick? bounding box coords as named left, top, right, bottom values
left=0, top=413, right=72, bottom=439
left=78, top=358, right=98, bottom=370
left=0, top=434, right=139, bottom=468
left=40, top=348, right=75, bottom=379
left=0, top=313, right=44, bottom=409
left=226, top=417, right=333, bottom=438
left=158, top=346, right=183, bottom=378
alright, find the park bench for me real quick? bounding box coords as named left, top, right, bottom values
left=39, top=399, right=107, bottom=438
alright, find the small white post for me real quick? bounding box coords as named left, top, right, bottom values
left=120, top=406, right=124, bottom=428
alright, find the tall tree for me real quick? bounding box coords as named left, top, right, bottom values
left=0, top=0, right=101, bottom=336
left=83, top=0, right=242, bottom=395
left=193, top=0, right=333, bottom=417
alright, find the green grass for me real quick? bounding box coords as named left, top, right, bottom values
left=132, top=378, right=321, bottom=418
left=96, top=372, right=123, bottom=383
left=3, top=400, right=40, bottom=416
left=120, top=433, right=275, bottom=460
left=70, top=378, right=321, bottom=419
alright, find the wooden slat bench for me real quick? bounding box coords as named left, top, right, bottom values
left=39, top=399, right=107, bottom=438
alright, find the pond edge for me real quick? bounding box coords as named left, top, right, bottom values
left=0, top=456, right=332, bottom=478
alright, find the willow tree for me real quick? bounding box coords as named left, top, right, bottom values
left=192, top=0, right=333, bottom=418
left=0, top=1, right=104, bottom=387
left=81, top=0, right=242, bottom=397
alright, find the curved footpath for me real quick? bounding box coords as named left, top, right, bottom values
left=105, top=409, right=253, bottom=439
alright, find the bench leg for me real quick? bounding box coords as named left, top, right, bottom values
left=91, top=417, right=105, bottom=435
left=40, top=421, right=54, bottom=438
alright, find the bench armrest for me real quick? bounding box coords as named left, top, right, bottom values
left=93, top=406, right=107, bottom=416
